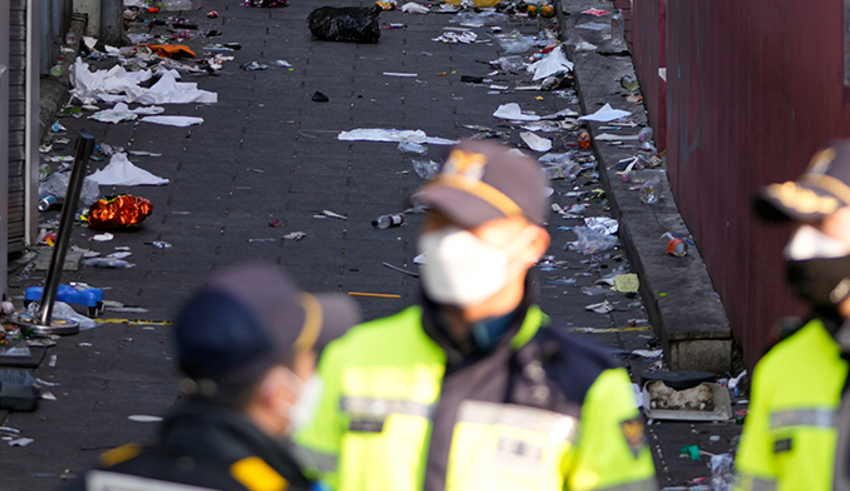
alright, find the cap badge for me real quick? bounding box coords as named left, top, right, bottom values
left=767, top=181, right=839, bottom=215
left=444, top=150, right=487, bottom=181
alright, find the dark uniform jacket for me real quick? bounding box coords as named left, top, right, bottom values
left=64, top=402, right=313, bottom=491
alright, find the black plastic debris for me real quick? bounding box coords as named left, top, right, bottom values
left=312, top=91, right=329, bottom=102
left=307, top=6, right=381, bottom=44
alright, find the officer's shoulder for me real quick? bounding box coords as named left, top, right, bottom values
left=760, top=317, right=820, bottom=365
left=535, top=326, right=622, bottom=403
left=332, top=305, right=423, bottom=345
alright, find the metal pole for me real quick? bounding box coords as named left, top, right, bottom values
left=555, top=0, right=566, bottom=42
left=38, top=133, right=94, bottom=326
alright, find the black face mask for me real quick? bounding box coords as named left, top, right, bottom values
left=786, top=255, right=850, bottom=309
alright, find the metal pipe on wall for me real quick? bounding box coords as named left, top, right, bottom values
left=25, top=0, right=39, bottom=246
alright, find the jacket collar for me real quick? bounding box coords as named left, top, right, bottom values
left=420, top=274, right=544, bottom=366
left=159, top=402, right=312, bottom=488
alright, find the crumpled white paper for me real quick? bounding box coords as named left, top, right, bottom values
left=70, top=57, right=217, bottom=105
left=520, top=132, right=552, bottom=152
left=89, top=102, right=165, bottom=124
left=493, top=103, right=540, bottom=122
left=338, top=129, right=457, bottom=145
left=140, top=115, right=204, bottom=127
left=527, top=47, right=574, bottom=81
left=89, top=153, right=170, bottom=186
left=578, top=103, right=631, bottom=123
left=401, top=2, right=430, bottom=14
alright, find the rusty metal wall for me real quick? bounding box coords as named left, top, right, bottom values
left=660, top=0, right=850, bottom=367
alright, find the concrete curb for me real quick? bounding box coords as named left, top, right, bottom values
left=38, top=13, right=86, bottom=144
left=562, top=0, right=734, bottom=373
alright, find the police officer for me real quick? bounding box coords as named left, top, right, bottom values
left=294, top=141, right=657, bottom=491
left=735, top=140, right=850, bottom=491
left=64, top=264, right=360, bottom=491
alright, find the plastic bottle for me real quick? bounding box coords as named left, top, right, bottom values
left=639, top=179, right=661, bottom=204
left=661, top=232, right=688, bottom=257
left=49, top=65, right=63, bottom=77
left=638, top=127, right=653, bottom=143
left=372, top=214, right=404, bottom=229
left=578, top=131, right=592, bottom=149
left=65, top=32, right=77, bottom=45
left=610, top=10, right=625, bottom=48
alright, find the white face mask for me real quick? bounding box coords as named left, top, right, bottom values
left=279, top=372, right=324, bottom=435
left=417, top=225, right=538, bottom=306
left=784, top=224, right=850, bottom=261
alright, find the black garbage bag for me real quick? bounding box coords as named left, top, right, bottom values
left=307, top=5, right=381, bottom=44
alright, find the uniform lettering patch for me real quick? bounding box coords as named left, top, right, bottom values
left=620, top=418, right=646, bottom=459
left=774, top=438, right=793, bottom=454
left=349, top=419, right=385, bottom=433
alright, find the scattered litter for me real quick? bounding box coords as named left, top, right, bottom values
left=579, top=103, right=631, bottom=123
left=632, top=349, right=663, bottom=359
left=128, top=150, right=163, bottom=157
left=128, top=415, right=163, bottom=423
left=151, top=241, right=172, bottom=249
left=283, top=231, right=307, bottom=241
left=70, top=58, right=217, bottom=105
left=307, top=6, right=381, bottom=44
left=710, top=453, right=735, bottom=491
left=412, top=159, right=440, bottom=179
left=527, top=47, right=573, bottom=81
left=247, top=238, right=276, bottom=243
left=584, top=216, right=619, bottom=235
left=639, top=179, right=662, bottom=204
left=348, top=292, right=401, bottom=299
left=644, top=382, right=733, bottom=421
left=595, top=133, right=640, bottom=141
left=520, top=132, right=552, bottom=152
left=493, top=103, right=540, bottom=122
left=338, top=128, right=457, bottom=145
left=140, top=115, right=204, bottom=127
left=383, top=72, right=418, bottom=78
left=383, top=262, right=419, bottom=277
left=89, top=102, right=165, bottom=124
left=91, top=233, right=114, bottom=242
left=575, top=22, right=609, bottom=31
left=240, top=61, right=269, bottom=71
left=494, top=30, right=534, bottom=54
left=612, top=274, right=640, bottom=293
left=89, top=153, right=169, bottom=186
left=84, top=258, right=136, bottom=269
left=399, top=141, right=427, bottom=154
left=312, top=91, right=330, bottom=102
left=401, top=2, right=429, bottom=14
left=48, top=355, right=57, bottom=367
left=413, top=254, right=426, bottom=264
left=52, top=122, right=67, bottom=132
left=107, top=252, right=132, bottom=259
left=567, top=227, right=618, bottom=254
left=582, top=8, right=610, bottom=16
left=274, top=60, right=292, bottom=68
left=432, top=31, right=477, bottom=44
left=316, top=209, right=348, bottom=220
left=8, top=438, right=34, bottom=447
left=585, top=300, right=613, bottom=314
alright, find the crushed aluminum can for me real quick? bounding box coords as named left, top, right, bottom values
left=207, top=10, right=219, bottom=18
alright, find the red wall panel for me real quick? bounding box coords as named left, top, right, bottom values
left=662, top=0, right=850, bottom=367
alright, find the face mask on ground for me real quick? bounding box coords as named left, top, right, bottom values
left=417, top=225, right=538, bottom=307
left=278, top=371, right=324, bottom=435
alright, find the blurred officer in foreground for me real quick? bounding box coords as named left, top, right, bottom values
left=65, top=264, right=360, bottom=491
left=735, top=140, right=850, bottom=491
left=294, top=141, right=657, bottom=491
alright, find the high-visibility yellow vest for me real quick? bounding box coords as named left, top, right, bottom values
left=735, top=318, right=849, bottom=491
left=294, top=305, right=657, bottom=491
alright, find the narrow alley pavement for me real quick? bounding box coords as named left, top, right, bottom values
left=2, top=0, right=742, bottom=489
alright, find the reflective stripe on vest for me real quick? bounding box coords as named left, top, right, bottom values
left=593, top=477, right=659, bottom=491
left=457, top=400, right=579, bottom=443
left=769, top=408, right=835, bottom=430
left=735, top=473, right=778, bottom=491
left=341, top=396, right=435, bottom=419
left=291, top=444, right=338, bottom=473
